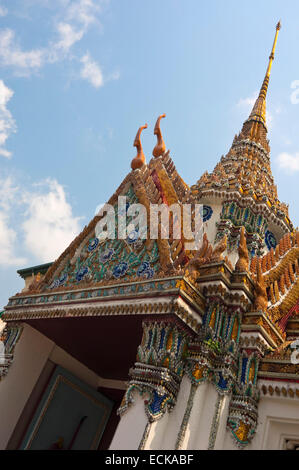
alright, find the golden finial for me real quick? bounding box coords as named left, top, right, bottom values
left=246, top=21, right=281, bottom=129
left=131, top=124, right=147, bottom=170
left=153, top=114, right=166, bottom=158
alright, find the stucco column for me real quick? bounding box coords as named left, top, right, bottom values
left=110, top=319, right=191, bottom=450
left=0, top=323, right=54, bottom=449
left=177, top=381, right=209, bottom=449
left=109, top=391, right=148, bottom=450
left=212, top=393, right=231, bottom=449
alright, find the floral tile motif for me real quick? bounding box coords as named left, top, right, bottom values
left=47, top=185, right=160, bottom=290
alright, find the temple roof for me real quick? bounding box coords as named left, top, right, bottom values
left=3, top=25, right=298, bottom=373
left=250, top=232, right=299, bottom=331
left=17, top=262, right=53, bottom=280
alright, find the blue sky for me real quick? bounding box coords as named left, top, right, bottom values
left=0, top=0, right=299, bottom=309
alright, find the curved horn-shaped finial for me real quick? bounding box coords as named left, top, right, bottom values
left=153, top=114, right=166, bottom=158
left=131, top=124, right=148, bottom=170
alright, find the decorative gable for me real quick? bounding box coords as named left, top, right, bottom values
left=23, top=151, right=190, bottom=296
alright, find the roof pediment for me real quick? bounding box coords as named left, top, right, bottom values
left=17, top=152, right=191, bottom=299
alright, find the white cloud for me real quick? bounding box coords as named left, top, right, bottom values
left=0, top=80, right=16, bottom=159
left=0, top=5, right=7, bottom=17
left=0, top=175, right=82, bottom=267
left=107, top=70, right=120, bottom=81
left=52, top=0, right=103, bottom=56
left=0, top=148, right=12, bottom=158
left=0, top=176, right=17, bottom=213
left=277, top=152, right=299, bottom=173
left=22, top=179, right=81, bottom=262
left=0, top=29, right=45, bottom=74
left=237, top=90, right=258, bottom=109
left=66, top=0, right=101, bottom=29
left=55, top=22, right=84, bottom=52
left=266, top=111, right=273, bottom=129
left=236, top=90, right=274, bottom=129
left=0, top=176, right=26, bottom=266
left=290, top=80, right=299, bottom=104
left=80, top=53, right=103, bottom=88
left=0, top=1, right=115, bottom=87
left=0, top=212, right=26, bottom=265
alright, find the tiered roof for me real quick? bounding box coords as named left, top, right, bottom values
left=191, top=21, right=293, bottom=234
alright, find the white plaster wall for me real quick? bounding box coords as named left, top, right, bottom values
left=0, top=323, right=126, bottom=449
left=109, top=376, right=195, bottom=451
left=6, top=320, right=298, bottom=451
left=213, top=394, right=230, bottom=450
left=0, top=323, right=54, bottom=449
left=201, top=203, right=222, bottom=249
left=146, top=413, right=170, bottom=450
left=222, top=395, right=299, bottom=450
left=184, top=382, right=208, bottom=449
left=200, top=202, right=240, bottom=266
left=109, top=391, right=148, bottom=450
left=50, top=346, right=126, bottom=391
left=109, top=379, right=226, bottom=451
left=192, top=383, right=219, bottom=449
left=50, top=346, right=105, bottom=390
left=254, top=396, right=299, bottom=450
left=160, top=375, right=192, bottom=450
left=108, top=375, right=299, bottom=451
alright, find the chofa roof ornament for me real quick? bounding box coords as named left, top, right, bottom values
left=131, top=123, right=148, bottom=170
left=153, top=113, right=166, bottom=158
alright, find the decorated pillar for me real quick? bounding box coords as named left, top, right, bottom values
left=112, top=320, right=190, bottom=450
left=227, top=338, right=266, bottom=448
left=0, top=323, right=23, bottom=380
left=173, top=298, right=242, bottom=449
left=227, top=258, right=286, bottom=448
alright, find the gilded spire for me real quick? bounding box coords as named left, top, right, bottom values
left=246, top=21, right=281, bottom=129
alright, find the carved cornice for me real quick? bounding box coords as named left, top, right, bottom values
left=259, top=381, right=299, bottom=398
left=241, top=311, right=285, bottom=349
left=3, top=298, right=204, bottom=333
left=192, top=188, right=292, bottom=233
